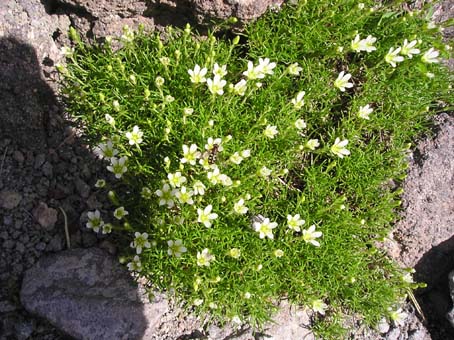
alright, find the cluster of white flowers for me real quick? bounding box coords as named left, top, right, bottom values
left=385, top=40, right=438, bottom=67
left=351, top=34, right=377, bottom=53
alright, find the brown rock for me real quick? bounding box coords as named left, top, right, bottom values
left=33, top=202, right=58, bottom=230
left=190, top=0, right=284, bottom=24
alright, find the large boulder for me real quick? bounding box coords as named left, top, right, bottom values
left=20, top=247, right=168, bottom=340
left=189, top=0, right=284, bottom=25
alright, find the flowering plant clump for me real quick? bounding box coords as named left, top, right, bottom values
left=61, top=0, right=452, bottom=337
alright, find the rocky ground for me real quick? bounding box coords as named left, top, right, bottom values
left=0, top=0, right=453, bottom=339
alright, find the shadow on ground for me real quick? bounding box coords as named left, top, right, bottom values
left=415, top=235, right=454, bottom=340
left=0, top=37, right=148, bottom=339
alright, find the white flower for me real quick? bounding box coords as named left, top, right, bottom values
left=167, top=239, right=187, bottom=257
left=205, top=137, right=223, bottom=151
left=402, top=269, right=415, bottom=283
left=121, top=25, right=134, bottom=42
left=102, top=223, right=113, bottom=234
left=219, top=174, right=233, bottom=187
left=125, top=126, right=143, bottom=146
left=86, top=210, right=104, bottom=232
left=294, top=118, right=307, bottom=130
left=312, top=299, right=328, bottom=315
left=389, top=308, right=408, bottom=327
left=233, top=79, right=247, bottom=96
left=112, top=100, right=120, bottom=112
left=264, top=125, right=278, bottom=139
left=426, top=72, right=435, bottom=79
left=274, top=249, right=284, bottom=257
left=229, top=248, right=241, bottom=259
left=351, top=34, right=377, bottom=52
left=305, top=139, right=320, bottom=151
left=159, top=57, right=170, bottom=66
left=193, top=298, right=204, bottom=306
left=241, top=149, right=251, bottom=158
left=400, top=39, right=420, bottom=58
left=330, top=138, right=350, bottom=158
left=257, top=57, right=276, bottom=75
left=192, top=181, right=206, bottom=196
left=130, top=232, right=151, bottom=254
left=234, top=198, right=248, bottom=214
left=242, top=61, right=264, bottom=80
left=98, top=140, right=118, bottom=159
left=253, top=218, right=278, bottom=239
left=207, top=167, right=222, bottom=185
left=127, top=255, right=142, bottom=272
left=113, top=206, right=129, bottom=220
left=287, top=214, right=305, bottom=232
left=334, top=71, right=353, bottom=92
left=291, top=91, right=306, bottom=109
left=60, top=46, right=74, bottom=57
left=207, top=75, right=227, bottom=95
left=287, top=62, right=302, bottom=75
left=180, top=144, right=201, bottom=165
left=358, top=104, right=373, bottom=120
left=155, top=183, right=177, bottom=208
left=105, top=114, right=115, bottom=126
left=385, top=47, right=404, bottom=67
left=141, top=187, right=152, bottom=199
left=188, top=64, right=208, bottom=83
left=213, top=63, right=227, bottom=77
left=168, top=171, right=187, bottom=188
left=229, top=152, right=244, bottom=165
left=164, top=95, right=174, bottom=103
left=302, top=225, right=323, bottom=247
left=259, top=166, right=272, bottom=178
left=107, top=156, right=128, bottom=179
left=421, top=47, right=439, bottom=63
left=197, top=205, right=218, bottom=228
left=197, top=248, right=215, bottom=267
left=95, top=179, right=106, bottom=188
left=184, top=107, right=194, bottom=116
left=175, top=186, right=194, bottom=205
left=244, top=292, right=252, bottom=299
left=155, top=76, right=165, bottom=87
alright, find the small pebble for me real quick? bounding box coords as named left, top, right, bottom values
left=34, top=153, right=46, bottom=169
left=35, top=242, right=47, bottom=252
left=13, top=150, right=24, bottom=163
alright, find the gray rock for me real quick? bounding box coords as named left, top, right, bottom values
left=14, top=320, right=34, bottom=340
left=46, top=233, right=65, bottom=252
left=3, top=240, right=15, bottom=249
left=15, top=242, right=25, bottom=254
left=0, top=190, right=22, bottom=209
left=75, top=177, right=91, bottom=198
left=34, top=153, right=46, bottom=169
left=82, top=230, right=98, bottom=247
left=56, top=0, right=147, bottom=19
left=386, top=327, right=401, bottom=340
left=377, top=317, right=390, bottom=334
left=32, top=202, right=58, bottom=230
left=35, top=242, right=47, bottom=252
left=0, top=300, right=18, bottom=313
left=21, top=247, right=168, bottom=340
left=13, top=150, right=25, bottom=163
left=42, top=161, right=53, bottom=177
left=258, top=301, right=314, bottom=340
